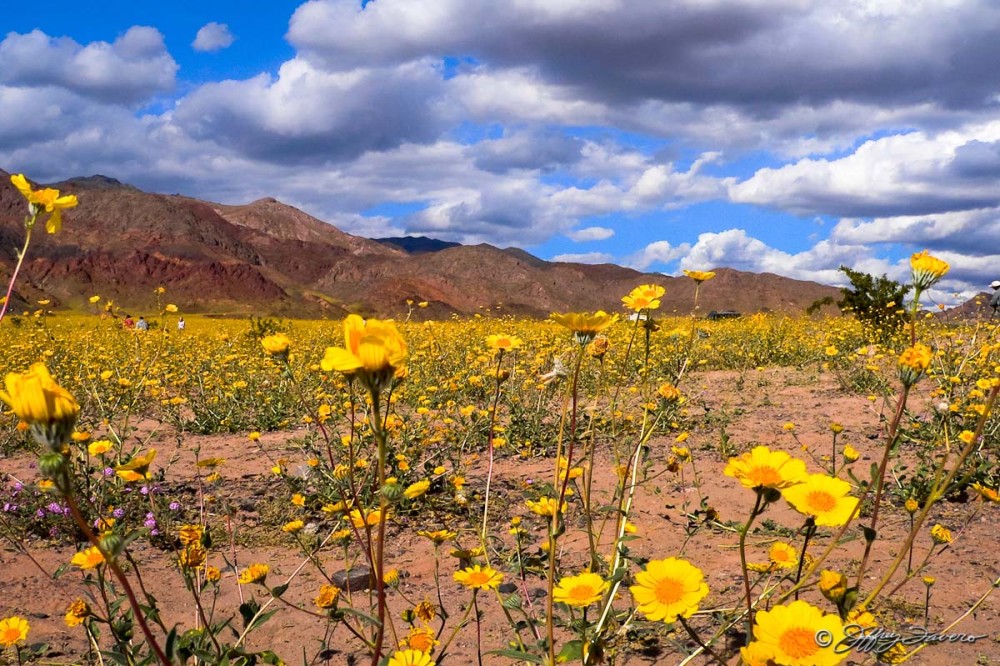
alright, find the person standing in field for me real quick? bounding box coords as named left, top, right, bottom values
left=136, top=316, right=148, bottom=331
left=178, top=317, right=186, bottom=331
left=990, top=280, right=1000, bottom=314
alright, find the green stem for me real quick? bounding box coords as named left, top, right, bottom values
left=739, top=491, right=766, bottom=638
left=0, top=216, right=35, bottom=324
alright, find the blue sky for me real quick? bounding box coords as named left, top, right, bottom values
left=4, top=1, right=1000, bottom=303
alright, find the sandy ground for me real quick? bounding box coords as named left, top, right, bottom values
left=1, top=368, right=997, bottom=665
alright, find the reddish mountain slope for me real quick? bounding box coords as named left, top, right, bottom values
left=0, top=170, right=841, bottom=318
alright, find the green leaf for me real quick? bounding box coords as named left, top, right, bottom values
left=337, top=606, right=383, bottom=628
left=271, top=583, right=289, bottom=598
left=557, top=640, right=584, bottom=662
left=486, top=649, right=545, bottom=663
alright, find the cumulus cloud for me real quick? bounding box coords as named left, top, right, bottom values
left=730, top=122, right=1000, bottom=218
left=626, top=240, right=691, bottom=271
left=172, top=58, right=448, bottom=163
left=193, top=23, right=235, bottom=53
left=566, top=226, right=614, bottom=242
left=0, top=27, right=176, bottom=105
left=552, top=251, right=615, bottom=264
left=289, top=0, right=1000, bottom=151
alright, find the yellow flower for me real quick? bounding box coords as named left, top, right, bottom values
left=526, top=496, right=565, bottom=516
left=71, top=546, right=106, bottom=570
left=321, top=315, right=407, bottom=390
left=178, top=524, right=204, bottom=546
left=165, top=304, right=178, bottom=313
left=724, top=446, right=807, bottom=491
left=10, top=173, right=79, bottom=233
left=904, top=498, right=920, bottom=514
left=553, top=572, right=608, bottom=607
left=752, top=600, right=846, bottom=666
left=682, top=270, right=716, bottom=284
left=0, top=616, right=29, bottom=647
left=314, top=584, right=341, bottom=609
left=178, top=544, right=207, bottom=569
left=414, top=600, right=437, bottom=623
left=401, top=625, right=439, bottom=654
left=261, top=333, right=291, bottom=357
left=0, top=362, right=80, bottom=446
left=970, top=483, right=1000, bottom=503
left=622, top=284, right=665, bottom=311
left=64, top=599, right=91, bottom=627
left=842, top=445, right=859, bottom=463
left=958, top=430, right=976, bottom=445
left=404, top=479, right=430, bottom=500
left=238, top=563, right=269, bottom=585
left=89, top=295, right=101, bottom=304
left=386, top=649, right=434, bottom=666
left=630, top=557, right=709, bottom=623
left=782, top=474, right=859, bottom=527
left=453, top=565, right=503, bottom=591
left=768, top=542, right=800, bottom=570
left=898, top=343, right=933, bottom=386
left=930, top=524, right=953, bottom=545
left=88, top=439, right=113, bottom=456
left=383, top=568, right=401, bottom=587
left=282, top=519, right=304, bottom=533
left=550, top=311, right=618, bottom=344
left=819, top=570, right=848, bottom=603
left=417, top=529, right=457, bottom=545
left=485, top=334, right=522, bottom=350
left=115, top=449, right=157, bottom=483
left=349, top=508, right=386, bottom=529
left=205, top=566, right=221, bottom=583
left=922, top=576, right=936, bottom=587
left=740, top=641, right=779, bottom=666
left=657, top=383, right=682, bottom=402
left=910, top=250, right=949, bottom=290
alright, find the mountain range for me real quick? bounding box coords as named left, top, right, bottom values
left=0, top=170, right=844, bottom=319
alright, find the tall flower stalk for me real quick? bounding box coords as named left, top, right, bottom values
left=0, top=174, right=78, bottom=323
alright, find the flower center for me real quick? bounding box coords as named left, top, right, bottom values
left=748, top=465, right=782, bottom=487
left=806, top=490, right=837, bottom=513
left=653, top=576, right=684, bottom=605
left=467, top=571, right=490, bottom=586
left=569, top=584, right=597, bottom=601
left=779, top=626, right=819, bottom=659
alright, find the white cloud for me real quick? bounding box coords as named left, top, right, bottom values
left=0, top=27, right=176, bottom=105
left=193, top=23, right=235, bottom=53
left=552, top=251, right=614, bottom=264
left=730, top=122, right=1000, bottom=217
left=626, top=240, right=690, bottom=270
left=172, top=57, right=448, bottom=162
left=566, top=226, right=614, bottom=241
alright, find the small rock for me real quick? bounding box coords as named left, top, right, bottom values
left=498, top=582, right=518, bottom=594
left=332, top=565, right=375, bottom=592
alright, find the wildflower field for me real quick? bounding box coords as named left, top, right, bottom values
left=0, top=177, right=998, bottom=666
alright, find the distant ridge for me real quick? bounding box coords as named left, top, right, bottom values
left=375, top=236, right=461, bottom=254
left=0, top=171, right=842, bottom=318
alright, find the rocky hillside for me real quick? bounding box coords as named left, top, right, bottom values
left=0, top=170, right=841, bottom=318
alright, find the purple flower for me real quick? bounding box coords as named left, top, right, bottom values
left=104, top=467, right=115, bottom=477
left=144, top=518, right=157, bottom=528
left=113, top=508, right=125, bottom=519
left=169, top=502, right=181, bottom=511
left=47, top=502, right=62, bottom=513
left=35, top=509, right=45, bottom=518
left=13, top=482, right=23, bottom=491
left=140, top=486, right=149, bottom=496
left=150, top=529, right=160, bottom=537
